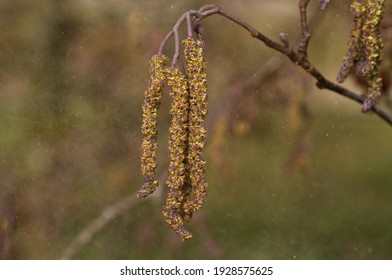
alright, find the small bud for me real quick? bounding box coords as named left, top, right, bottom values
left=319, top=0, right=329, bottom=10
left=279, top=32, right=290, bottom=49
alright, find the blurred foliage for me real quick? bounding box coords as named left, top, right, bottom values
left=0, top=0, right=392, bottom=259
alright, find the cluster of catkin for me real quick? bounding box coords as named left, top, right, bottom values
left=138, top=37, right=208, bottom=241
left=337, top=0, right=385, bottom=112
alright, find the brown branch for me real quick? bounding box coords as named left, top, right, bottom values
left=190, top=4, right=392, bottom=126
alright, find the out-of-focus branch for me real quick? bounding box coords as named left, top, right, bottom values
left=60, top=170, right=167, bottom=259
left=61, top=169, right=222, bottom=258
left=59, top=194, right=141, bottom=259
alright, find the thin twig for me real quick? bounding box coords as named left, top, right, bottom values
left=158, top=31, right=173, bottom=55
left=172, top=13, right=184, bottom=66
left=197, top=4, right=218, bottom=14
left=159, top=7, right=218, bottom=65
left=186, top=12, right=193, bottom=38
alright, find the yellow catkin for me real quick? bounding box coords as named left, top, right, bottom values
left=337, top=0, right=366, bottom=83
left=361, top=0, right=384, bottom=112
left=138, top=54, right=168, bottom=199
left=182, top=37, right=208, bottom=222
left=139, top=39, right=209, bottom=241
left=162, top=67, right=192, bottom=241
left=337, top=0, right=385, bottom=112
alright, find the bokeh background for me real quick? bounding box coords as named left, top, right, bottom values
left=1, top=0, right=392, bottom=259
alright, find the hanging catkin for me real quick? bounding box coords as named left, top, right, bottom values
left=182, top=37, right=208, bottom=223
left=162, top=67, right=193, bottom=241
left=138, top=54, right=168, bottom=199
left=337, top=0, right=385, bottom=112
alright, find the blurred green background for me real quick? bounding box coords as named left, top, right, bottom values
left=1, top=0, right=392, bottom=259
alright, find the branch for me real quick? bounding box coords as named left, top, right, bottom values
left=158, top=7, right=219, bottom=65
left=190, top=4, right=392, bottom=126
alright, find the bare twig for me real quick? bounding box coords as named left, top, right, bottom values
left=158, top=31, right=173, bottom=55
left=186, top=12, right=193, bottom=38
left=172, top=13, right=185, bottom=66
left=159, top=6, right=219, bottom=66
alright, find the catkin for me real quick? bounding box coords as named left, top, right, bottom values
left=182, top=37, right=208, bottom=222
left=337, top=0, right=385, bottom=112
left=162, top=67, right=193, bottom=241
left=138, top=54, right=168, bottom=199
left=361, top=0, right=384, bottom=112
left=337, top=0, right=365, bottom=83
left=138, top=38, right=209, bottom=241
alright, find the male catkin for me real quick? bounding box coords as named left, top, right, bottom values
left=139, top=54, right=168, bottom=199
left=337, top=0, right=385, bottom=112
left=138, top=14, right=210, bottom=241
left=182, top=37, right=208, bottom=222
left=162, top=67, right=193, bottom=241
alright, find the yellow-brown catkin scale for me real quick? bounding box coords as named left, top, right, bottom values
left=182, top=37, right=208, bottom=222
left=138, top=54, right=168, bottom=199
left=361, top=0, right=384, bottom=112
left=162, top=67, right=192, bottom=241
left=337, top=0, right=385, bottom=112
left=337, top=0, right=366, bottom=83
